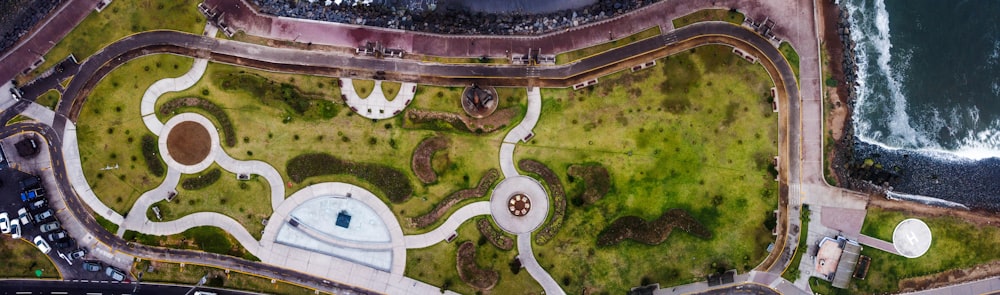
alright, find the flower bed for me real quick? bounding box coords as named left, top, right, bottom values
left=408, top=169, right=499, bottom=228
left=518, top=159, right=566, bottom=245
left=456, top=241, right=499, bottom=290
left=411, top=135, right=450, bottom=184
left=596, top=208, right=712, bottom=246
left=476, top=217, right=514, bottom=251
left=286, top=153, right=413, bottom=203
left=159, top=97, right=237, bottom=147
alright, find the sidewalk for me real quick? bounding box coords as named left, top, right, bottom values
left=403, top=201, right=491, bottom=249
left=340, top=78, right=416, bottom=119
left=517, top=233, right=565, bottom=295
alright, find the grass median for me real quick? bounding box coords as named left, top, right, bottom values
left=0, top=238, right=60, bottom=278
left=521, top=45, right=779, bottom=293
left=672, top=9, right=745, bottom=28
left=77, top=53, right=194, bottom=214
left=134, top=260, right=324, bottom=295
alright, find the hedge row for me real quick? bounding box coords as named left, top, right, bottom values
left=456, top=241, right=499, bottom=290
left=518, top=159, right=566, bottom=245
left=286, top=153, right=413, bottom=203
left=476, top=217, right=513, bottom=251
left=159, top=97, right=237, bottom=147
left=141, top=134, right=165, bottom=177
left=567, top=164, right=612, bottom=205
left=411, top=135, right=450, bottom=184
left=404, top=108, right=517, bottom=134
left=181, top=168, right=221, bottom=190
left=408, top=169, right=499, bottom=228
left=596, top=208, right=712, bottom=247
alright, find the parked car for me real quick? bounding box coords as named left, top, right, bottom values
left=105, top=266, right=126, bottom=281
left=19, top=176, right=40, bottom=191
left=0, top=212, right=9, bottom=234
left=69, top=248, right=87, bottom=260
left=19, top=188, right=44, bottom=202
left=10, top=219, right=20, bottom=239
left=39, top=221, right=60, bottom=233
left=47, top=230, right=67, bottom=242
left=33, top=209, right=53, bottom=222
left=17, top=208, right=32, bottom=225
left=53, top=238, right=74, bottom=249
left=28, top=199, right=46, bottom=211
left=33, top=236, right=50, bottom=254
left=82, top=261, right=102, bottom=272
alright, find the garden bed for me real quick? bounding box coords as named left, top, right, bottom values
left=411, top=135, right=450, bottom=184
left=456, top=241, right=499, bottom=290
left=597, top=208, right=712, bottom=247
left=160, top=97, right=238, bottom=147
left=286, top=153, right=413, bottom=203
left=405, top=107, right=518, bottom=134
left=408, top=169, right=499, bottom=228
left=476, top=217, right=514, bottom=251
left=517, top=159, right=566, bottom=245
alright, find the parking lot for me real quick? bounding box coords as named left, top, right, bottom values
left=0, top=132, right=132, bottom=282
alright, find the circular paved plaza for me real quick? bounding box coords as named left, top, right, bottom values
left=893, top=218, right=932, bottom=258
left=490, top=176, right=549, bottom=234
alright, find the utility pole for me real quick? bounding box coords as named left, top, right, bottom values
left=131, top=271, right=143, bottom=294
left=183, top=274, right=209, bottom=295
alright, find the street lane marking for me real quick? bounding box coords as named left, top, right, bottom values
left=16, top=292, right=32, bottom=294
left=87, top=293, right=102, bottom=295
left=52, top=292, right=68, bottom=294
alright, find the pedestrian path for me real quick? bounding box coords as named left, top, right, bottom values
left=213, top=146, right=285, bottom=210
left=517, top=233, right=565, bottom=295
left=61, top=121, right=125, bottom=225
left=858, top=234, right=900, bottom=255
left=20, top=102, right=56, bottom=125
left=340, top=78, right=416, bottom=120
left=499, top=87, right=541, bottom=178
left=403, top=201, right=491, bottom=249
left=140, top=57, right=208, bottom=134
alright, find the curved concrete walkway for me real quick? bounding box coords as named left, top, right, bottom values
left=339, top=78, right=416, bottom=120
left=214, top=149, right=286, bottom=211
left=140, top=58, right=209, bottom=134
left=517, top=233, right=565, bottom=295
left=403, top=201, right=491, bottom=249
left=499, top=87, right=541, bottom=178
left=61, top=121, right=125, bottom=225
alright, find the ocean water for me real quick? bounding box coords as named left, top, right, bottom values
left=843, top=0, right=1000, bottom=209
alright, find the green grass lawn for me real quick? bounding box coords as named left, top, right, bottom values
left=135, top=260, right=325, bottom=295
left=352, top=79, right=375, bottom=98
left=779, top=42, right=801, bottom=81
left=381, top=81, right=402, bottom=99
left=672, top=9, right=746, bottom=28
left=124, top=226, right=259, bottom=261
left=37, top=89, right=60, bottom=110
left=148, top=163, right=272, bottom=239
left=841, top=207, right=1000, bottom=293
left=0, top=238, right=60, bottom=279
left=26, top=0, right=204, bottom=80
left=555, top=27, right=661, bottom=64
left=155, top=63, right=522, bottom=234
left=77, top=54, right=194, bottom=214
left=519, top=45, right=778, bottom=293
left=406, top=218, right=542, bottom=294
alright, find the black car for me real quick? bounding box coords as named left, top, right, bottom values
left=82, top=261, right=102, bottom=272
left=52, top=237, right=74, bottom=249
left=46, top=230, right=68, bottom=242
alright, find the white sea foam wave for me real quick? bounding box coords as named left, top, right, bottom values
left=886, top=191, right=970, bottom=209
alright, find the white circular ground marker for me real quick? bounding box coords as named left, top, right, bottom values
left=892, top=218, right=932, bottom=258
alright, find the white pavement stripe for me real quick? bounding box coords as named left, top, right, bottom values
left=87, top=293, right=102, bottom=295
left=51, top=292, right=67, bottom=294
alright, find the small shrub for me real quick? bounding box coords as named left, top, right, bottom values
left=181, top=168, right=221, bottom=190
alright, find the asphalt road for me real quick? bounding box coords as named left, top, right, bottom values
left=0, top=279, right=267, bottom=295
left=2, top=20, right=802, bottom=295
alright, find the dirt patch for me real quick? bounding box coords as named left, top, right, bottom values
left=411, top=135, right=450, bottom=184
left=456, top=241, right=499, bottom=291
left=567, top=163, right=611, bottom=205
left=166, top=121, right=211, bottom=165
left=405, top=107, right=518, bottom=134
left=476, top=217, right=513, bottom=251
left=408, top=169, right=499, bottom=228
left=518, top=159, right=566, bottom=245
left=596, top=208, right=712, bottom=247
left=898, top=260, right=1000, bottom=292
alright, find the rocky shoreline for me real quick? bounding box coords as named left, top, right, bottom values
left=829, top=2, right=1000, bottom=212
left=249, top=0, right=651, bottom=35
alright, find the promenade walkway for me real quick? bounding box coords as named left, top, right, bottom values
left=402, top=201, right=491, bottom=249
left=517, top=234, right=565, bottom=295
left=858, top=234, right=901, bottom=255
left=339, top=78, right=416, bottom=119
left=140, top=58, right=209, bottom=134
left=61, top=121, right=124, bottom=224
left=499, top=87, right=541, bottom=178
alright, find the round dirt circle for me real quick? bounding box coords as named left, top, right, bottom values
left=166, top=121, right=212, bottom=165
